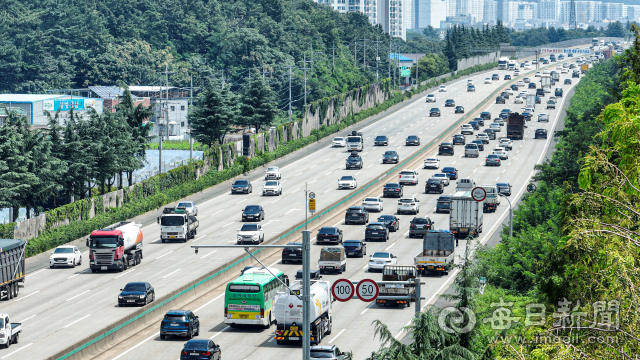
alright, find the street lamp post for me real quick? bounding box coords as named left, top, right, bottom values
left=496, top=194, right=513, bottom=238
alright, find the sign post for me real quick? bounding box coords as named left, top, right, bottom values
left=331, top=279, right=355, bottom=302
left=356, top=279, right=379, bottom=302
left=471, top=187, right=487, bottom=202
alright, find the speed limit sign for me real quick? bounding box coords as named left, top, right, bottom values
left=331, top=279, right=355, bottom=302
left=356, top=279, right=379, bottom=302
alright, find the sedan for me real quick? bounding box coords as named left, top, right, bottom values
left=534, top=72, right=542, bottom=77
left=452, top=134, right=466, bottom=145
left=118, top=282, right=155, bottom=306
left=444, top=99, right=455, bottom=107
left=476, top=134, right=489, bottom=144
left=242, top=205, right=264, bottom=222
left=492, top=149, right=508, bottom=160
left=362, top=197, right=384, bottom=212
left=564, top=79, right=572, bottom=85
left=538, top=113, right=549, bottom=122
left=441, top=167, right=458, bottom=180
left=383, top=183, right=403, bottom=198
left=343, top=240, right=367, bottom=257
left=468, top=121, right=480, bottom=130
left=281, top=242, right=302, bottom=263
left=426, top=94, right=437, bottom=102
left=529, top=83, right=537, bottom=89
left=492, top=74, right=500, bottom=80
left=425, top=178, right=444, bottom=194
left=433, top=173, right=450, bottom=186
left=374, top=135, right=389, bottom=146
left=176, top=201, right=198, bottom=216
left=368, top=252, right=398, bottom=272
left=490, top=123, right=501, bottom=132
left=317, top=227, right=343, bottom=244
left=495, top=96, right=505, bottom=104
left=514, top=96, right=524, bottom=104
left=377, top=215, right=400, bottom=232
left=517, top=80, right=525, bottom=87
left=49, top=245, right=82, bottom=268
left=455, top=106, right=465, bottom=114
left=338, top=175, right=357, bottom=189
left=438, top=142, right=454, bottom=155
left=382, top=150, right=399, bottom=164
left=409, top=217, right=434, bottom=238
left=423, top=158, right=440, bottom=169
left=498, top=138, right=513, bottom=150
left=523, top=77, right=530, bottom=83
left=365, top=222, right=389, bottom=242
left=333, top=137, right=346, bottom=147
left=486, top=154, right=501, bottom=166
left=504, top=74, right=511, bottom=80
left=439, top=85, right=447, bottom=92
left=405, top=135, right=420, bottom=146
left=231, top=180, right=252, bottom=194
left=467, top=85, right=476, bottom=92
left=484, top=78, right=492, bottom=84
left=180, top=339, right=221, bottom=360
left=430, top=108, right=441, bottom=117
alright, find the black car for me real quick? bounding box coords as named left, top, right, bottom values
left=382, top=150, right=399, bottom=164
left=343, top=240, right=366, bottom=257
left=317, top=227, right=343, bottom=244
left=504, top=74, right=511, bottom=80
left=468, top=121, right=480, bottom=130
left=346, top=152, right=363, bottom=169
left=501, top=91, right=510, bottom=99
left=484, top=128, right=496, bottom=140
left=231, top=180, right=252, bottom=194
left=444, top=99, right=455, bottom=107
left=282, top=242, right=302, bottom=263
left=374, top=135, right=389, bottom=146
left=242, top=205, right=264, bottom=222
left=572, top=72, right=579, bottom=78
left=452, top=134, right=466, bottom=145
left=295, top=269, right=322, bottom=280
left=364, top=222, right=389, bottom=242
left=438, top=142, right=454, bottom=155
left=377, top=215, right=400, bottom=232
left=492, top=74, right=500, bottom=80
left=534, top=128, right=548, bottom=139
left=345, top=206, right=369, bottom=224
left=510, top=84, right=518, bottom=91
left=405, top=135, right=420, bottom=146
left=467, top=85, right=475, bottom=92
left=471, top=140, right=485, bottom=151
left=425, top=178, right=444, bottom=194
left=528, top=82, right=536, bottom=89
left=442, top=167, right=458, bottom=180
left=409, top=217, right=434, bottom=238
left=455, top=106, right=464, bottom=114
left=496, top=182, right=512, bottom=196
left=480, top=112, right=491, bottom=120
left=180, top=339, right=221, bottom=360
left=542, top=59, right=549, bottom=64
left=383, top=183, right=403, bottom=197
left=118, top=282, right=155, bottom=306
left=474, top=117, right=485, bottom=126
left=160, top=310, right=200, bottom=340
left=436, top=195, right=452, bottom=213
left=535, top=96, right=541, bottom=104
left=495, top=96, right=505, bottom=104
left=564, top=79, right=572, bottom=85
left=430, top=108, right=441, bottom=117
left=536, top=88, right=545, bottom=97
left=522, top=112, right=532, bottom=121
left=501, top=109, right=512, bottom=116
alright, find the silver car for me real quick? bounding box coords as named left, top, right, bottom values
left=486, top=154, right=501, bottom=166
left=538, top=113, right=549, bottom=122
left=490, top=123, right=501, bottom=132
left=176, top=201, right=198, bottom=216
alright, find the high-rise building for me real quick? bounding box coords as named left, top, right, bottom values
left=471, top=0, right=485, bottom=21
left=538, top=0, right=560, bottom=21
left=484, top=0, right=498, bottom=23
left=517, top=2, right=537, bottom=21
left=446, top=0, right=458, bottom=16
left=415, top=0, right=448, bottom=28
left=496, top=0, right=510, bottom=22
left=627, top=5, right=640, bottom=22
left=601, top=2, right=625, bottom=21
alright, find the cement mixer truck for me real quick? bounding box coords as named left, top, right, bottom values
left=87, top=221, right=143, bottom=272
left=274, top=280, right=333, bottom=345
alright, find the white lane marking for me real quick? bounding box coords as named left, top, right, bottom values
left=385, top=242, right=396, bottom=251
left=368, top=164, right=373, bottom=168
left=1, top=343, right=33, bottom=359
left=502, top=169, right=506, bottom=173
left=63, top=314, right=91, bottom=328
left=325, top=172, right=332, bottom=176
left=324, top=188, right=331, bottom=193
left=360, top=303, right=374, bottom=314
left=310, top=165, right=317, bottom=169
left=236, top=199, right=247, bottom=205
left=271, top=198, right=282, bottom=203
left=14, top=290, right=40, bottom=302
left=212, top=210, right=223, bottom=216
left=111, top=333, right=159, bottom=360
left=156, top=251, right=174, bottom=259
left=115, top=269, right=136, bottom=279
left=194, top=293, right=225, bottom=313
left=508, top=162, right=511, bottom=166
left=162, top=268, right=182, bottom=279
left=355, top=171, right=361, bottom=175
left=292, top=188, right=300, bottom=193
left=333, top=220, right=343, bottom=227
left=324, top=158, right=330, bottom=162
left=222, top=221, right=235, bottom=228
left=309, top=179, right=317, bottom=184
left=403, top=230, right=410, bottom=236
left=452, top=161, right=456, bottom=164
left=25, top=269, right=47, bottom=278
left=295, top=172, right=303, bottom=176
left=472, top=168, right=477, bottom=173
left=412, top=193, right=418, bottom=197
left=329, top=329, right=347, bottom=343
left=281, top=180, right=287, bottom=184
left=362, top=264, right=369, bottom=270
left=68, top=269, right=91, bottom=279
left=285, top=209, right=299, bottom=214
left=210, top=326, right=231, bottom=339
left=193, top=235, right=206, bottom=242
left=141, top=223, right=157, bottom=231
left=496, top=177, right=500, bottom=181
left=19, top=315, right=36, bottom=323
left=66, top=290, right=91, bottom=302
left=202, top=250, right=218, bottom=259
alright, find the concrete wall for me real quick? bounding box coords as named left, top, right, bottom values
left=457, top=51, right=500, bottom=72
left=508, top=37, right=624, bottom=58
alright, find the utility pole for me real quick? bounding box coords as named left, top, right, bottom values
left=360, top=37, right=368, bottom=68
left=189, top=75, right=193, bottom=161
left=299, top=55, right=312, bottom=117
left=354, top=40, right=357, bottom=66
left=330, top=41, right=337, bottom=73
left=288, top=63, right=293, bottom=124
left=375, top=36, right=381, bottom=81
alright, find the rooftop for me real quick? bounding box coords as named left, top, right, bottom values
left=389, top=53, right=414, bottom=62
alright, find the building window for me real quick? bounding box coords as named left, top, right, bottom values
left=181, top=121, right=185, bottom=127
left=170, top=106, right=175, bottom=111
left=181, top=105, right=185, bottom=111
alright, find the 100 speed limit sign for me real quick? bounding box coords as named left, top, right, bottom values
left=356, top=279, right=379, bottom=302
left=332, top=279, right=355, bottom=302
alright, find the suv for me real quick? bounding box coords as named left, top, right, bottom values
left=480, top=112, right=491, bottom=120
left=496, top=95, right=505, bottom=104
left=430, top=108, right=441, bottom=117
left=310, top=345, right=346, bottom=360
left=317, top=227, right=343, bottom=244
left=345, top=206, right=369, bottom=225
left=409, top=217, right=434, bottom=238
left=461, top=124, right=474, bottom=135
left=383, top=183, right=403, bottom=197
left=374, top=135, right=389, bottom=146
left=426, top=94, right=436, bottom=102
left=452, top=134, right=466, bottom=145
left=444, top=99, right=455, bottom=107
left=464, top=143, right=479, bottom=158
left=483, top=128, right=496, bottom=140
left=282, top=241, right=302, bottom=263
left=425, top=178, right=444, bottom=194
left=438, top=142, right=454, bottom=155
left=471, top=140, right=485, bottom=151
left=492, top=73, right=500, bottom=80
left=496, top=182, right=512, bottom=196
left=160, top=310, right=200, bottom=340
left=397, top=197, right=420, bottom=215
left=365, top=222, right=389, bottom=242
left=345, top=151, right=363, bottom=169
left=534, top=128, right=548, bottom=139
left=538, top=113, right=549, bottom=122
left=399, top=170, right=419, bottom=185
left=455, top=106, right=465, bottom=114
left=436, top=195, right=452, bottom=213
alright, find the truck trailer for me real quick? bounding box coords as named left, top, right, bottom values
left=88, top=221, right=143, bottom=272
left=0, top=239, right=26, bottom=300
left=449, top=191, right=483, bottom=238
left=376, top=265, right=417, bottom=307
left=506, top=113, right=525, bottom=140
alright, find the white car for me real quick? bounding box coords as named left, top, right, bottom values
left=467, top=79, right=474, bottom=86
left=484, top=78, right=492, bottom=84
left=237, top=224, right=264, bottom=244
left=49, top=245, right=82, bottom=268
left=433, top=173, right=450, bottom=186
left=498, top=138, right=513, bottom=150
left=338, top=175, right=357, bottom=189
left=490, top=123, right=501, bottom=132
left=439, top=85, right=447, bottom=92
left=523, top=77, right=530, bottom=83
left=426, top=94, right=436, bottom=102
left=514, top=70, right=521, bottom=76
left=423, top=158, right=440, bottom=169
left=176, top=201, right=198, bottom=216
left=492, top=148, right=508, bottom=160
left=561, top=68, right=569, bottom=74
left=525, top=106, right=535, bottom=113
left=461, top=124, right=474, bottom=135
left=362, top=197, right=384, bottom=212
left=265, top=166, right=282, bottom=180
left=262, top=180, right=282, bottom=196
left=332, top=137, right=347, bottom=147
left=504, top=88, right=514, bottom=95
left=517, top=80, right=525, bottom=87
left=535, top=72, right=542, bottom=77
left=368, top=252, right=398, bottom=271
left=476, top=133, right=489, bottom=143
left=398, top=169, right=419, bottom=185
left=514, top=96, right=524, bottom=104
left=543, top=69, right=550, bottom=74
left=397, top=197, right=420, bottom=215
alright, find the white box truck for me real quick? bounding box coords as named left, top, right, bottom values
left=449, top=191, right=483, bottom=238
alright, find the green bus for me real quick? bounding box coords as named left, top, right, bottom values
left=224, top=267, right=288, bottom=328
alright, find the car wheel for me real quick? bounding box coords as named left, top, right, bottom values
left=72, top=259, right=76, bottom=268
left=160, top=334, right=166, bottom=340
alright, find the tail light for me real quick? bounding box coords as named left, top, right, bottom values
left=395, top=189, right=400, bottom=191
left=204, top=351, right=211, bottom=356
left=260, top=308, right=264, bottom=318
left=413, top=176, right=415, bottom=178
left=392, top=222, right=396, bottom=225
left=182, top=351, right=188, bottom=355
left=410, top=224, right=415, bottom=228
left=224, top=307, right=228, bottom=316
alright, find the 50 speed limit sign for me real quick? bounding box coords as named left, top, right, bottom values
left=331, top=279, right=355, bottom=302
left=356, top=279, right=379, bottom=302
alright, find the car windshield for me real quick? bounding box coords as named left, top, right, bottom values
left=407, top=136, right=418, bottom=140
left=347, top=208, right=363, bottom=213
left=443, top=168, right=455, bottom=172
left=177, top=202, right=192, bottom=208
left=244, top=206, right=260, bottom=212
left=375, top=136, right=387, bottom=140
left=123, top=283, right=146, bottom=292
left=309, top=350, right=335, bottom=358
left=234, top=180, right=248, bottom=185
left=265, top=181, right=278, bottom=186
left=384, top=151, right=396, bottom=156
left=385, top=184, right=400, bottom=188
left=434, top=174, right=446, bottom=177
left=367, top=224, right=385, bottom=230
left=347, top=137, right=361, bottom=143
left=333, top=138, right=343, bottom=141
left=412, top=218, right=430, bottom=224
left=488, top=155, right=499, bottom=159
left=372, top=252, right=390, bottom=258
left=378, top=215, right=394, bottom=221
left=428, top=179, right=440, bottom=184
left=497, top=183, right=509, bottom=187
left=364, top=198, right=379, bottom=202
left=184, top=340, right=209, bottom=350
left=165, top=315, right=186, bottom=321
left=425, top=158, right=437, bottom=162
left=340, top=176, right=354, bottom=181
left=240, top=224, right=258, bottom=231
left=54, top=247, right=74, bottom=253
left=398, top=198, right=414, bottom=203
left=318, top=227, right=337, bottom=234
left=160, top=215, right=185, bottom=226
left=89, top=236, right=119, bottom=249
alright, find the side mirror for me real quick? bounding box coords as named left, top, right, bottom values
left=86, top=239, right=89, bottom=247
left=369, top=255, right=372, bottom=257
left=120, top=289, right=123, bottom=291
left=157, top=217, right=160, bottom=224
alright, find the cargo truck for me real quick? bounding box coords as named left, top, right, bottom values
left=346, top=131, right=364, bottom=152
left=449, top=191, right=483, bottom=238
left=88, top=221, right=143, bottom=272
left=506, top=113, right=525, bottom=140
left=414, top=230, right=455, bottom=275
left=274, top=280, right=333, bottom=345
left=318, top=246, right=346, bottom=274
left=376, top=265, right=417, bottom=307
left=0, top=239, right=26, bottom=300
left=158, top=206, right=199, bottom=243
left=478, top=184, right=501, bottom=212
left=0, top=314, right=22, bottom=348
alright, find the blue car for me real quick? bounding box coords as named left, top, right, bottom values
left=161, top=310, right=200, bottom=340
left=441, top=167, right=458, bottom=180
left=231, top=180, right=252, bottom=194
left=343, top=240, right=367, bottom=257
left=180, top=339, right=221, bottom=360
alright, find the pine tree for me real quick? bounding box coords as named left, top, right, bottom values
left=189, top=85, right=237, bottom=147
left=239, top=70, right=278, bottom=133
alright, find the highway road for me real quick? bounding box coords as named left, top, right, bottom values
left=2, top=57, right=580, bottom=360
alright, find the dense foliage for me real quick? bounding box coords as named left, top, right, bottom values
left=443, top=23, right=510, bottom=70
left=509, top=21, right=632, bottom=47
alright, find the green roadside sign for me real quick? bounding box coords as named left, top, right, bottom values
left=400, top=70, right=411, bottom=77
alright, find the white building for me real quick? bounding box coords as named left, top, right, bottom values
left=601, top=2, right=625, bottom=21
left=484, top=0, right=498, bottom=23
left=0, top=94, right=104, bottom=126
left=627, top=5, right=640, bottom=22
left=415, top=0, right=448, bottom=28
left=471, top=0, right=485, bottom=21
left=538, top=0, right=560, bottom=21
left=518, top=2, right=537, bottom=21
left=446, top=0, right=458, bottom=16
